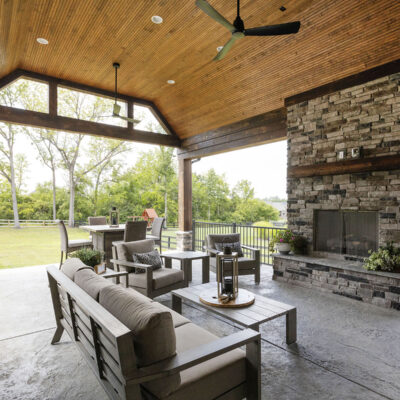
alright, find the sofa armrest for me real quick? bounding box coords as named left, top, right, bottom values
left=129, top=328, right=260, bottom=384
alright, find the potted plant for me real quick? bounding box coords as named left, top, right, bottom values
left=291, top=234, right=308, bottom=255
left=269, top=230, right=294, bottom=255
left=70, top=248, right=105, bottom=274
left=364, top=242, right=400, bottom=273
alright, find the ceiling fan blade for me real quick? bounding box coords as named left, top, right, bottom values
left=117, top=115, right=141, bottom=124
left=213, top=32, right=244, bottom=61
left=196, top=0, right=235, bottom=32
left=244, top=21, right=300, bottom=36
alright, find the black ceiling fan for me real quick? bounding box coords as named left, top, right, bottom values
left=101, top=62, right=141, bottom=124
left=196, top=0, right=301, bottom=61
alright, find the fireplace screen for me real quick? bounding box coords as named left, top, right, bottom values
left=314, top=210, right=378, bottom=257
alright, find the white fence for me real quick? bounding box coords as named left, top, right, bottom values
left=0, top=219, right=67, bottom=227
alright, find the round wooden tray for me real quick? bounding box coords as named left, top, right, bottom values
left=199, top=289, right=255, bottom=308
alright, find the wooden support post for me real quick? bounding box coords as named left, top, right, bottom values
left=49, top=81, right=57, bottom=116
left=178, top=158, right=192, bottom=231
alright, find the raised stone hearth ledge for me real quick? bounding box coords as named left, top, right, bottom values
left=273, top=254, right=400, bottom=310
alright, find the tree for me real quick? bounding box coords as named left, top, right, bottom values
left=48, top=89, right=128, bottom=226
left=232, top=198, right=279, bottom=223
left=29, top=130, right=60, bottom=220
left=85, top=137, right=130, bottom=215
left=232, top=180, right=255, bottom=201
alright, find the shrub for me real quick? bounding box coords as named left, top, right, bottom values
left=291, top=234, right=308, bottom=255
left=70, top=248, right=104, bottom=268
left=364, top=243, right=400, bottom=272
left=252, top=221, right=285, bottom=241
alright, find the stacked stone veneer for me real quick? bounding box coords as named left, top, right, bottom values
left=273, top=255, right=400, bottom=310
left=287, top=72, right=400, bottom=247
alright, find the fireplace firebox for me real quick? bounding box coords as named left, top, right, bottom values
left=314, top=210, right=378, bottom=258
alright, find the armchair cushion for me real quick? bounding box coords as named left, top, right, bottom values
left=116, top=239, right=155, bottom=262
left=132, top=249, right=162, bottom=273
left=60, top=258, right=94, bottom=280
left=129, top=268, right=184, bottom=290
left=74, top=268, right=114, bottom=301
left=214, top=241, right=243, bottom=257
left=206, top=234, right=243, bottom=257
left=144, top=322, right=246, bottom=400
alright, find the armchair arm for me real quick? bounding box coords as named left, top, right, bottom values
left=129, top=328, right=260, bottom=384
left=206, top=247, right=219, bottom=256
left=110, top=259, right=152, bottom=270
left=242, top=245, right=259, bottom=253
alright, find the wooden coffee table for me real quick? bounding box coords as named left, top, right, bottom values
left=161, top=251, right=210, bottom=284
left=171, top=282, right=297, bottom=344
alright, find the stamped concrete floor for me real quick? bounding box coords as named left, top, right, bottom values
left=0, top=262, right=399, bottom=400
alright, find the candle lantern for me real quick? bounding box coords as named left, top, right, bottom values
left=216, top=249, right=239, bottom=302
left=109, top=206, right=119, bottom=227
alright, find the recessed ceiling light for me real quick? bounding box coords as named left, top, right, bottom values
left=167, top=80, right=175, bottom=85
left=37, top=37, right=49, bottom=45
left=151, top=15, right=163, bottom=24
left=216, top=46, right=224, bottom=52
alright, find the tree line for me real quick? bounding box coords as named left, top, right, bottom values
left=0, top=79, right=279, bottom=227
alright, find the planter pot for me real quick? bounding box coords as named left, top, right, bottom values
left=276, top=243, right=291, bottom=255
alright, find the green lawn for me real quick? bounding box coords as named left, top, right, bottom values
left=0, top=226, right=179, bottom=269
left=0, top=227, right=90, bottom=269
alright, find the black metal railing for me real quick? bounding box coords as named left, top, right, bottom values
left=192, top=220, right=286, bottom=265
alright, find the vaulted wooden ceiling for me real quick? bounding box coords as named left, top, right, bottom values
left=0, top=0, right=399, bottom=139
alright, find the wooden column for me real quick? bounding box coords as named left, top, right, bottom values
left=49, top=81, right=57, bottom=116
left=178, top=158, right=192, bottom=231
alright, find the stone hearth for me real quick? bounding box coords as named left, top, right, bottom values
left=273, top=254, right=400, bottom=310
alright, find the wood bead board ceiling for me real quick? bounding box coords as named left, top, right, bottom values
left=0, top=0, right=399, bottom=139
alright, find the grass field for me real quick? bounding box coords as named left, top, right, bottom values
left=0, top=226, right=179, bottom=269
left=0, top=227, right=91, bottom=269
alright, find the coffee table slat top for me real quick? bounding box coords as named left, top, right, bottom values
left=173, top=283, right=295, bottom=327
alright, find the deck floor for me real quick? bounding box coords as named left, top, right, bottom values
left=0, top=262, right=399, bottom=400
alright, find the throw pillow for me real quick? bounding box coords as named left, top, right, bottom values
left=215, top=241, right=243, bottom=257
left=132, top=249, right=162, bottom=273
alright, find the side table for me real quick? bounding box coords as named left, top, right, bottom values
left=161, top=251, right=210, bottom=284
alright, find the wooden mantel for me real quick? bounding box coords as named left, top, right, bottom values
left=287, top=154, right=400, bottom=178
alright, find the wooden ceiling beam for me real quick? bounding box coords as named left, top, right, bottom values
left=0, top=105, right=181, bottom=147
left=178, top=107, right=286, bottom=159
left=285, top=59, right=400, bottom=107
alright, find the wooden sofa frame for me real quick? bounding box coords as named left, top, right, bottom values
left=47, top=265, right=261, bottom=400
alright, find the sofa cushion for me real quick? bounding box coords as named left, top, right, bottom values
left=129, top=268, right=184, bottom=290
left=145, top=323, right=246, bottom=400
left=74, top=269, right=114, bottom=301
left=116, top=239, right=155, bottom=262
left=99, top=284, right=177, bottom=366
left=152, top=303, right=191, bottom=328
left=60, top=258, right=94, bottom=280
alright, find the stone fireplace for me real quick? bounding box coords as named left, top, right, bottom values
left=273, top=71, right=400, bottom=310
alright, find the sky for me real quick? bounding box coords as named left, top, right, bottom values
left=16, top=135, right=287, bottom=199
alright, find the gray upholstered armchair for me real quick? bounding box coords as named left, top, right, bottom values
left=111, top=239, right=186, bottom=298
left=205, top=233, right=260, bottom=284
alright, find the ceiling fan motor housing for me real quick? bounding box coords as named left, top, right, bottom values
left=233, top=16, right=244, bottom=32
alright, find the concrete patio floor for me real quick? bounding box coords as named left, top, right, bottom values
left=0, top=262, right=399, bottom=400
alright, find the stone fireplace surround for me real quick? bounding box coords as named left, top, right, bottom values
left=273, top=71, right=400, bottom=310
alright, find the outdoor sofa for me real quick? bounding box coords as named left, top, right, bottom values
left=47, top=258, right=261, bottom=399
